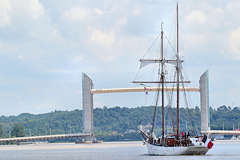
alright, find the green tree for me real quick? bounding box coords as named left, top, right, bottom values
left=0, top=124, right=3, bottom=137
left=11, top=123, right=25, bottom=137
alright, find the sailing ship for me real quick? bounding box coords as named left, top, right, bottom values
left=135, top=4, right=214, bottom=155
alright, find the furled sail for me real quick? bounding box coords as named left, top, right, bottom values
left=139, top=59, right=183, bottom=69
left=140, top=61, right=152, bottom=69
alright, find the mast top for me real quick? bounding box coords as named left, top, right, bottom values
left=176, top=2, right=179, bottom=55
left=161, top=22, right=164, bottom=61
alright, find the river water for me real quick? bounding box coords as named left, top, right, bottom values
left=0, top=141, right=239, bottom=160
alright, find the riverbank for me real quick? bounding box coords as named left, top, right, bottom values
left=0, top=141, right=143, bottom=150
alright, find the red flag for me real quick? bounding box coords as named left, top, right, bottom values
left=207, top=140, right=213, bottom=149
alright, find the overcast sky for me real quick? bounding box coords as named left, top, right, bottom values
left=0, top=0, right=240, bottom=115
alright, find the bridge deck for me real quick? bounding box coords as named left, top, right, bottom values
left=91, top=87, right=200, bottom=94
left=202, top=130, right=240, bottom=135
left=0, top=133, right=91, bottom=143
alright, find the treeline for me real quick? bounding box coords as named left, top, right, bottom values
left=0, top=105, right=239, bottom=141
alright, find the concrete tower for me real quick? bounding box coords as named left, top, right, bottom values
left=199, top=71, right=210, bottom=132
left=82, top=73, right=94, bottom=135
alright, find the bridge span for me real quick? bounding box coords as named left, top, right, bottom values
left=84, top=71, right=210, bottom=136
left=0, top=133, right=91, bottom=143
left=91, top=87, right=200, bottom=94
left=201, top=130, right=240, bottom=135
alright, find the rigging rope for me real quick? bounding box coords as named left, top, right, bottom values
left=133, top=33, right=161, bottom=81
left=151, top=51, right=162, bottom=136
left=179, top=69, right=195, bottom=134
left=164, top=34, right=177, bottom=56
left=166, top=70, right=176, bottom=134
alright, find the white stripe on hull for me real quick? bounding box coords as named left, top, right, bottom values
left=146, top=143, right=209, bottom=155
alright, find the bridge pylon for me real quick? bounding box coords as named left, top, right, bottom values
left=199, top=71, right=210, bottom=133
left=82, top=73, right=95, bottom=142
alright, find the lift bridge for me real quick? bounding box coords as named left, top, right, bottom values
left=0, top=71, right=239, bottom=143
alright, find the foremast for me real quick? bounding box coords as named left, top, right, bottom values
left=148, top=24, right=165, bottom=140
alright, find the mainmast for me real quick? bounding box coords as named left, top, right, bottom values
left=160, top=23, right=165, bottom=139
left=176, top=3, right=180, bottom=139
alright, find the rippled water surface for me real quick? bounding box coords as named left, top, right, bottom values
left=0, top=141, right=239, bottom=160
